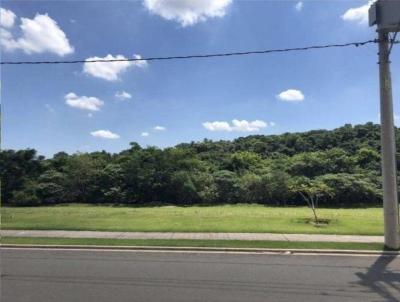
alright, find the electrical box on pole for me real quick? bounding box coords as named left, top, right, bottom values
left=369, top=0, right=400, bottom=32
left=369, top=0, right=400, bottom=250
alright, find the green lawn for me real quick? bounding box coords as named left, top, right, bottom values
left=0, top=237, right=387, bottom=251
left=1, top=204, right=383, bottom=235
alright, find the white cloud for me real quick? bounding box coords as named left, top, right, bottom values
left=153, top=126, right=166, bottom=131
left=295, top=1, right=303, bottom=11
left=90, top=130, right=120, bottom=139
left=115, top=91, right=132, bottom=100
left=83, top=54, right=147, bottom=81
left=231, top=119, right=268, bottom=132
left=341, top=1, right=375, bottom=25
left=1, top=27, right=14, bottom=49
left=1, top=26, right=11, bottom=38
left=141, top=132, right=150, bottom=137
left=132, top=54, right=148, bottom=68
left=203, top=119, right=269, bottom=132
left=0, top=13, right=74, bottom=56
left=83, top=55, right=132, bottom=81
left=143, top=0, right=232, bottom=27
left=203, top=121, right=232, bottom=132
left=277, top=89, right=305, bottom=102
left=0, top=8, right=16, bottom=28
left=65, top=92, right=104, bottom=111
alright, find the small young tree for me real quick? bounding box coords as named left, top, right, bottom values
left=290, top=177, right=333, bottom=224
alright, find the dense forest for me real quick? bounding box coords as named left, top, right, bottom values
left=2, top=122, right=398, bottom=207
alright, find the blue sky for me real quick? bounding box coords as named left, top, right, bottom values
left=1, top=0, right=399, bottom=157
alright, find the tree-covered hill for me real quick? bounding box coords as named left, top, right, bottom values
left=1, top=122, right=395, bottom=207
left=178, top=122, right=382, bottom=156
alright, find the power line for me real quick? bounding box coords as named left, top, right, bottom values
left=0, top=39, right=383, bottom=66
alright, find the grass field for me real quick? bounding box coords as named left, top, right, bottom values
left=1, top=204, right=383, bottom=235
left=0, top=237, right=387, bottom=251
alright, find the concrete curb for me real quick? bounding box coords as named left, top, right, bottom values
left=1, top=244, right=399, bottom=256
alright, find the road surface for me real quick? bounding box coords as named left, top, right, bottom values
left=1, top=248, right=399, bottom=302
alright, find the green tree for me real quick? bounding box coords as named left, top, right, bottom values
left=63, top=153, right=104, bottom=203
left=289, top=177, right=333, bottom=224
left=213, top=170, right=240, bottom=203
left=318, top=173, right=381, bottom=206
left=36, top=169, right=66, bottom=204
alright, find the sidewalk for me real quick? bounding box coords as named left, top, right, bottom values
left=0, top=230, right=383, bottom=243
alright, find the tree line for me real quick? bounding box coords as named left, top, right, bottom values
left=2, top=122, right=396, bottom=207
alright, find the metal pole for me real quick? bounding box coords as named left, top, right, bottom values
left=378, top=31, right=400, bottom=249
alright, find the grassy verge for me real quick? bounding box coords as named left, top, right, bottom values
left=1, top=204, right=383, bottom=235
left=0, top=236, right=389, bottom=251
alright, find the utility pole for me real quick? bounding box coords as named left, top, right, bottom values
left=370, top=0, right=400, bottom=250
left=378, top=31, right=400, bottom=249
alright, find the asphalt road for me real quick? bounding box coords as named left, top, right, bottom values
left=1, top=248, right=399, bottom=302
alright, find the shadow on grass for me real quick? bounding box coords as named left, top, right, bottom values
left=355, top=253, right=400, bottom=301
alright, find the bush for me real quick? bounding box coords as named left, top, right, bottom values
left=11, top=181, right=40, bottom=206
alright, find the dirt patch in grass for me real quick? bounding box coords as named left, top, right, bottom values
left=295, top=218, right=332, bottom=227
